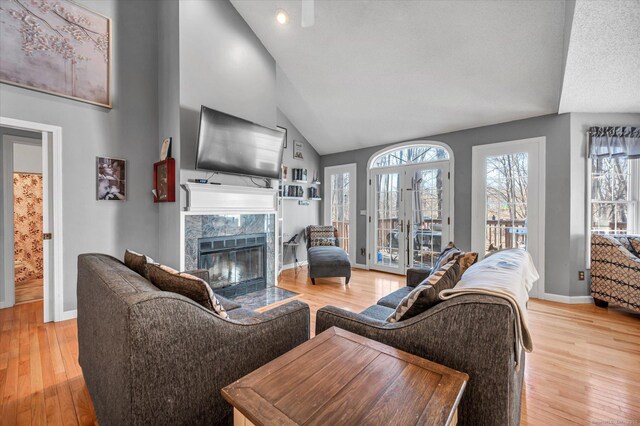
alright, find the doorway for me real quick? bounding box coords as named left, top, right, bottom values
left=0, top=117, right=63, bottom=322
left=367, top=142, right=454, bottom=274
left=9, top=136, right=44, bottom=304
left=471, top=137, right=546, bottom=298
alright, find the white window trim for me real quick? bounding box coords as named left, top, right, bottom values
left=585, top=155, right=640, bottom=269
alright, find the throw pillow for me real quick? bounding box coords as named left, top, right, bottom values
left=147, top=264, right=228, bottom=319
left=124, top=249, right=156, bottom=279
left=457, top=251, right=479, bottom=275
left=311, top=237, right=336, bottom=247
left=387, top=258, right=461, bottom=323
left=431, top=242, right=461, bottom=272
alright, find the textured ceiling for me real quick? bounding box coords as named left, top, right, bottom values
left=559, top=0, right=640, bottom=113
left=230, top=1, right=570, bottom=154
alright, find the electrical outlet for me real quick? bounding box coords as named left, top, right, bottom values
left=578, top=271, right=585, bottom=281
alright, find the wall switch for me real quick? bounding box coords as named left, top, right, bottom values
left=578, top=271, right=585, bottom=281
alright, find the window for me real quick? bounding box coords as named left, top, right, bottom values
left=371, top=145, right=449, bottom=168
left=590, top=156, right=639, bottom=235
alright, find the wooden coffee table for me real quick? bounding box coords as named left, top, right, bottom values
left=222, top=327, right=468, bottom=426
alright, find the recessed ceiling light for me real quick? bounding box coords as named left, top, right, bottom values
left=276, top=9, right=289, bottom=25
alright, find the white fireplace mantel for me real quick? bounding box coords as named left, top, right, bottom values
left=182, top=183, right=278, bottom=213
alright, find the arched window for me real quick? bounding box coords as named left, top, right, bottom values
left=371, top=145, right=449, bottom=168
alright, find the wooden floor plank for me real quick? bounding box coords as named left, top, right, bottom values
left=0, top=267, right=638, bottom=425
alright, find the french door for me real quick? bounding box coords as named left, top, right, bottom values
left=369, top=162, right=451, bottom=274
left=471, top=137, right=545, bottom=297
left=324, top=164, right=357, bottom=264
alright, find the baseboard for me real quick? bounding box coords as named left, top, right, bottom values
left=282, top=261, right=308, bottom=271
left=57, top=309, right=77, bottom=321
left=353, top=263, right=369, bottom=270
left=542, top=293, right=594, bottom=304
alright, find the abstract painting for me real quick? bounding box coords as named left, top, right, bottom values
left=0, top=0, right=111, bottom=107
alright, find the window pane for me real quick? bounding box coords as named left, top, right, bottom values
left=372, top=145, right=449, bottom=168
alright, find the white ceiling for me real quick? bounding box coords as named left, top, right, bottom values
left=231, top=0, right=636, bottom=155
left=559, top=0, right=640, bottom=113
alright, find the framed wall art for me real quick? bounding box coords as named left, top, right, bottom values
left=97, top=157, right=125, bottom=201
left=0, top=0, right=112, bottom=108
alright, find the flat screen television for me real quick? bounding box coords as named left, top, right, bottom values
left=195, top=106, right=285, bottom=179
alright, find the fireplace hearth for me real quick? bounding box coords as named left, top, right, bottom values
left=198, top=233, right=267, bottom=298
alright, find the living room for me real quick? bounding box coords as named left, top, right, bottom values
left=0, top=0, right=638, bottom=425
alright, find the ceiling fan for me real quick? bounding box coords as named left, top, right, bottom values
left=301, top=0, right=315, bottom=27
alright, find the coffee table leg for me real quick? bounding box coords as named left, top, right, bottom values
left=234, top=408, right=256, bottom=426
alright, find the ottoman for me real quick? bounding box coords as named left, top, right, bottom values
left=307, top=246, right=351, bottom=285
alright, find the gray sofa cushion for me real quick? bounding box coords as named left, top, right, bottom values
left=377, top=287, right=413, bottom=308
left=360, top=304, right=396, bottom=321
left=307, top=246, right=351, bottom=279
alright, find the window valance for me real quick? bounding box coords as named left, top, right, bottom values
left=589, top=126, right=640, bottom=159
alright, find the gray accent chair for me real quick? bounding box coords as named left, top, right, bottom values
left=316, top=276, right=525, bottom=426
left=305, top=225, right=351, bottom=285
left=77, top=254, right=310, bottom=426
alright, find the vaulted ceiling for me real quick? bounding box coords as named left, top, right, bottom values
left=231, top=0, right=640, bottom=155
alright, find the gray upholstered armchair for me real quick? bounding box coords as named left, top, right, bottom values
left=590, top=234, right=640, bottom=312
left=305, top=225, right=351, bottom=284
left=77, top=254, right=310, bottom=425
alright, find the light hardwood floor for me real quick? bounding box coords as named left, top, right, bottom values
left=1, top=267, right=638, bottom=425
left=14, top=278, right=43, bottom=305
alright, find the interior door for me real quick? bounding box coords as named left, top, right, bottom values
left=471, top=137, right=545, bottom=297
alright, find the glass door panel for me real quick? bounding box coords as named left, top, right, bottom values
left=484, top=152, right=528, bottom=256
left=330, top=172, right=351, bottom=257
left=373, top=171, right=402, bottom=271
left=409, top=165, right=449, bottom=269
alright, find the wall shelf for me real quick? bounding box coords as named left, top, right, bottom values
left=282, top=196, right=305, bottom=200
left=310, top=198, right=322, bottom=201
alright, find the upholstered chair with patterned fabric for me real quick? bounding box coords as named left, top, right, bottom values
left=305, top=225, right=351, bottom=285
left=590, top=234, right=640, bottom=312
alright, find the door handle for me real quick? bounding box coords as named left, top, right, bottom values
left=406, top=220, right=411, bottom=267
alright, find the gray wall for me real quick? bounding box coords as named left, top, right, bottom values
left=0, top=0, right=160, bottom=312
left=178, top=0, right=277, bottom=194
left=278, top=109, right=321, bottom=265
left=321, top=112, right=640, bottom=297
left=568, top=113, right=640, bottom=296
left=157, top=0, right=320, bottom=269
left=322, top=113, right=573, bottom=295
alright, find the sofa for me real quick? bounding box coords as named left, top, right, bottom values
left=591, top=234, right=640, bottom=312
left=316, top=268, right=526, bottom=426
left=77, top=254, right=310, bottom=426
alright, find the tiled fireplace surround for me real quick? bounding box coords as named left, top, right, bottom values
left=181, top=184, right=279, bottom=298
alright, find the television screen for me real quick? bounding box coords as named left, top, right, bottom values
left=195, top=106, right=285, bottom=179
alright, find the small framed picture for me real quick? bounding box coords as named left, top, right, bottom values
left=96, top=157, right=126, bottom=201
left=293, top=141, right=304, bottom=160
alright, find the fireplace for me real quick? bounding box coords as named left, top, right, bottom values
left=198, top=233, right=268, bottom=298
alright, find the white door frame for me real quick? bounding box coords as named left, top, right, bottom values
left=366, top=140, right=455, bottom=273
left=471, top=137, right=546, bottom=298
left=1, top=116, right=64, bottom=322
left=324, top=163, right=357, bottom=264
